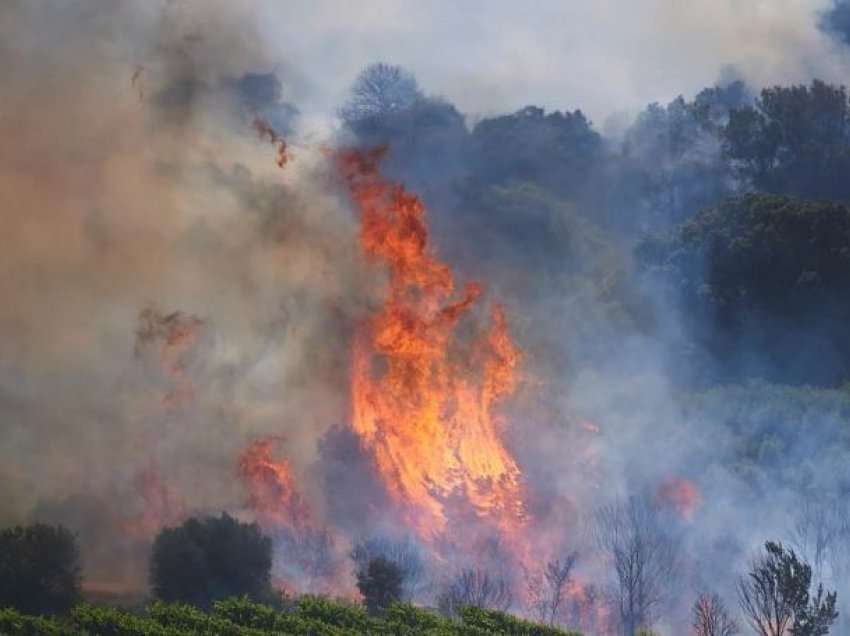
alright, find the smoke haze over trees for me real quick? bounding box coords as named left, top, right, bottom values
left=7, top=1, right=850, bottom=634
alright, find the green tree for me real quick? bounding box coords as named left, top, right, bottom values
left=355, top=556, right=404, bottom=616
left=0, top=523, right=81, bottom=615
left=469, top=105, right=602, bottom=198
left=150, top=513, right=272, bottom=609
left=638, top=193, right=850, bottom=385
left=722, top=80, right=850, bottom=200
left=737, top=541, right=837, bottom=636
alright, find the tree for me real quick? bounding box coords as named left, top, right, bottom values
left=340, top=63, right=422, bottom=125
left=693, top=592, right=740, bottom=636
left=527, top=552, right=578, bottom=626
left=638, top=193, right=850, bottom=385
left=356, top=556, right=404, bottom=616
left=594, top=495, right=680, bottom=636
left=737, top=541, right=838, bottom=636
left=150, top=513, right=272, bottom=609
left=722, top=80, right=850, bottom=200
left=0, top=524, right=81, bottom=615
left=437, top=568, right=512, bottom=617
left=618, top=81, right=748, bottom=230
left=792, top=497, right=850, bottom=583
left=469, top=105, right=602, bottom=197
left=351, top=535, right=427, bottom=601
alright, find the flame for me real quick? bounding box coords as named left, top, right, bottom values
left=123, top=464, right=184, bottom=539
left=564, top=579, right=614, bottom=635
left=238, top=436, right=314, bottom=532
left=656, top=477, right=702, bottom=521
left=338, top=147, right=528, bottom=544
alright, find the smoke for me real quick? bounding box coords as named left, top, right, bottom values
left=0, top=0, right=371, bottom=589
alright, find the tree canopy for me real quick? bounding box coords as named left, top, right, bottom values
left=0, top=523, right=81, bottom=616
left=150, top=513, right=273, bottom=609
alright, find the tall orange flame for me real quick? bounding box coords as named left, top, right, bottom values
left=238, top=436, right=314, bottom=533
left=338, top=148, right=527, bottom=544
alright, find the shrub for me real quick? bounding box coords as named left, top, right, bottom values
left=0, top=523, right=81, bottom=615
left=150, top=513, right=272, bottom=609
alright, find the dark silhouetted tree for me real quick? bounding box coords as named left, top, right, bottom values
left=638, top=193, right=850, bottom=385
left=693, top=592, right=740, bottom=636
left=737, top=541, right=837, bottom=636
left=150, top=513, right=272, bottom=609
left=355, top=556, right=404, bottom=616
left=0, top=523, right=81, bottom=615
left=469, top=105, right=602, bottom=197
left=351, top=535, right=426, bottom=601
left=722, top=80, right=850, bottom=200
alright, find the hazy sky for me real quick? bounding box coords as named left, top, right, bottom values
left=255, top=0, right=850, bottom=127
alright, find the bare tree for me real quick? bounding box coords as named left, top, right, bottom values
left=693, top=592, right=740, bottom=636
left=793, top=497, right=850, bottom=583
left=594, top=495, right=680, bottom=636
left=737, top=541, right=837, bottom=636
left=351, top=534, right=427, bottom=601
left=527, top=552, right=578, bottom=626
left=437, top=568, right=513, bottom=616
left=340, top=63, right=422, bottom=124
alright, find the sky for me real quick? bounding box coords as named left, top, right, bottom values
left=255, top=0, right=850, bottom=128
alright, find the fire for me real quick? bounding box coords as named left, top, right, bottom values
left=564, top=579, right=613, bottom=635
left=123, top=463, right=184, bottom=539
left=338, top=147, right=528, bottom=543
left=238, top=436, right=313, bottom=533
left=657, top=477, right=702, bottom=521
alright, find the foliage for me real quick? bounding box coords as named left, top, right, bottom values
left=737, top=541, right=838, bottom=636
left=722, top=80, right=850, bottom=200
left=639, top=193, right=850, bottom=384
left=460, top=606, right=582, bottom=636
left=0, top=523, right=81, bottom=616
left=618, top=81, right=748, bottom=229
left=469, top=105, right=601, bottom=197
left=355, top=556, right=404, bottom=616
left=351, top=534, right=427, bottom=601
left=149, top=513, right=272, bottom=609
left=0, top=607, right=77, bottom=636
left=0, top=598, right=584, bottom=636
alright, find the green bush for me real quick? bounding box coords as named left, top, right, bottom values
left=460, top=606, right=582, bottom=636
left=0, top=597, right=585, bottom=636
left=0, top=607, right=75, bottom=636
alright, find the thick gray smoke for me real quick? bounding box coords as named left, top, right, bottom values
left=0, top=0, right=375, bottom=592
